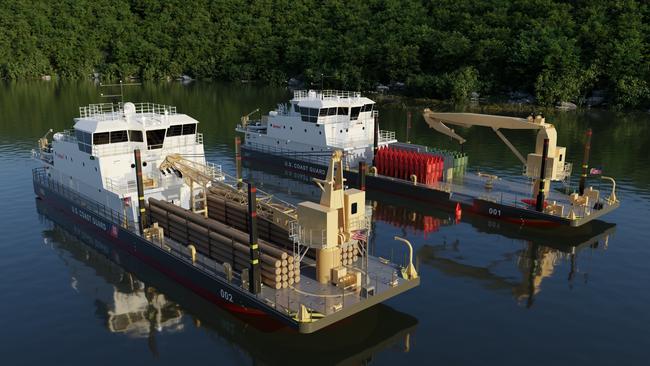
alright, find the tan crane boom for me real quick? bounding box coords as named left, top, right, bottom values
left=422, top=110, right=571, bottom=195
left=160, top=153, right=298, bottom=228
left=240, top=108, right=260, bottom=129
left=159, top=154, right=221, bottom=217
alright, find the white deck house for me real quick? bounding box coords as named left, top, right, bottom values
left=237, top=90, right=396, bottom=168
left=37, top=102, right=207, bottom=223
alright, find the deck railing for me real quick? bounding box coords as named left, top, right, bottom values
left=293, top=90, right=362, bottom=100
left=378, top=130, right=396, bottom=143
left=79, top=102, right=177, bottom=120
left=33, top=167, right=137, bottom=231
left=245, top=141, right=333, bottom=167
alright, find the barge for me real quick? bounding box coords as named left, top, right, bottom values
left=36, top=198, right=418, bottom=362
left=32, top=102, right=419, bottom=334
left=236, top=90, right=619, bottom=227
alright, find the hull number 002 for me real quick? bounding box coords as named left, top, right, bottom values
left=488, top=208, right=501, bottom=217
left=220, top=289, right=233, bottom=303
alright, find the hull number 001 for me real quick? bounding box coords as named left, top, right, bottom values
left=488, top=208, right=501, bottom=217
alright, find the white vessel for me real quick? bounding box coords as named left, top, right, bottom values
left=237, top=90, right=619, bottom=228
left=33, top=102, right=214, bottom=223
left=31, top=101, right=420, bottom=333
left=236, top=90, right=396, bottom=170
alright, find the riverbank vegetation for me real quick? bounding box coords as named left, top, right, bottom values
left=1, top=0, right=648, bottom=108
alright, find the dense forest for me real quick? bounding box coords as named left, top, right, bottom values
left=0, top=0, right=648, bottom=108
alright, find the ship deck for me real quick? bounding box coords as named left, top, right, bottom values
left=162, top=235, right=419, bottom=333
left=33, top=167, right=419, bottom=333
left=349, top=164, right=620, bottom=226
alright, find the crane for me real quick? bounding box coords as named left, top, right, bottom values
left=159, top=154, right=222, bottom=217
left=422, top=109, right=572, bottom=197
left=160, top=153, right=298, bottom=228
left=240, top=108, right=260, bottom=129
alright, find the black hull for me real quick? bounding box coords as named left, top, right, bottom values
left=33, top=178, right=293, bottom=331
left=36, top=198, right=421, bottom=361
left=242, top=146, right=617, bottom=227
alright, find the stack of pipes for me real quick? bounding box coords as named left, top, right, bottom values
left=339, top=244, right=359, bottom=266
left=206, top=187, right=295, bottom=251
left=148, top=198, right=295, bottom=290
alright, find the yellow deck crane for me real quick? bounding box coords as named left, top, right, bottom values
left=240, top=108, right=260, bottom=129
left=422, top=110, right=571, bottom=197
left=159, top=154, right=222, bottom=217
left=160, top=153, right=298, bottom=229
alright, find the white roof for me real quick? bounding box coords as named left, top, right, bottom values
left=73, top=102, right=198, bottom=133
left=291, top=90, right=374, bottom=109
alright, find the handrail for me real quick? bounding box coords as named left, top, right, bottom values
left=244, top=141, right=333, bottom=167
left=33, top=167, right=136, bottom=231
left=293, top=90, right=362, bottom=100
left=79, top=102, right=177, bottom=120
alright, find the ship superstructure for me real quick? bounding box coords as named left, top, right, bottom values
left=236, top=90, right=397, bottom=170
left=33, top=102, right=214, bottom=223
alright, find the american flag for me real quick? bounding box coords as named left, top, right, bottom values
left=590, top=167, right=603, bottom=175
left=352, top=229, right=367, bottom=241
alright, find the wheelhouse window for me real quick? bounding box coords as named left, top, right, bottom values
left=362, top=103, right=374, bottom=112
left=129, top=130, right=143, bottom=142
left=337, top=107, right=349, bottom=115
left=299, top=107, right=319, bottom=123
left=319, top=107, right=337, bottom=117
left=146, top=129, right=166, bottom=150
left=299, top=106, right=309, bottom=122
left=75, top=129, right=92, bottom=153
left=350, top=106, right=361, bottom=121
left=93, top=132, right=109, bottom=145
left=109, top=130, right=128, bottom=143
left=293, top=103, right=299, bottom=113
left=309, top=108, right=319, bottom=123
left=167, top=125, right=182, bottom=137
left=182, top=123, right=196, bottom=135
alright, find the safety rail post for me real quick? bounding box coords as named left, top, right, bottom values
left=536, top=139, right=549, bottom=212
left=133, top=149, right=147, bottom=234
left=579, top=129, right=592, bottom=196
left=358, top=161, right=367, bottom=191
left=235, top=137, right=243, bottom=190
left=247, top=182, right=262, bottom=294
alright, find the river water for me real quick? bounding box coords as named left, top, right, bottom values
left=0, top=81, right=648, bottom=365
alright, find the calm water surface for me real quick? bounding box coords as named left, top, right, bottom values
left=0, top=81, right=649, bottom=365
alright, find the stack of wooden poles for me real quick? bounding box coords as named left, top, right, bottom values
left=148, top=198, right=296, bottom=289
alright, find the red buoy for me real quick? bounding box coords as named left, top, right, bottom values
left=455, top=202, right=462, bottom=220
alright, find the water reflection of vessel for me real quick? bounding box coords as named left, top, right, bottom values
left=366, top=198, right=616, bottom=307
left=237, top=90, right=619, bottom=227
left=417, top=227, right=614, bottom=308
left=37, top=199, right=418, bottom=363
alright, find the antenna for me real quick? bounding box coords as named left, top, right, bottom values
left=100, top=80, right=141, bottom=103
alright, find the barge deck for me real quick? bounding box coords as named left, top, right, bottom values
left=241, top=146, right=619, bottom=227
